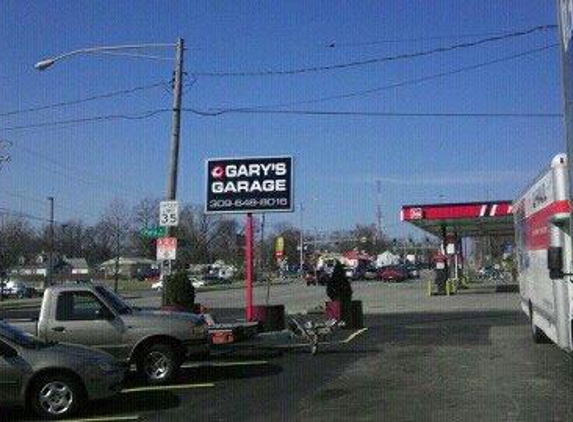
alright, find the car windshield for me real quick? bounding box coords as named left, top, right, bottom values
left=0, top=322, right=47, bottom=349
left=95, top=286, right=132, bottom=314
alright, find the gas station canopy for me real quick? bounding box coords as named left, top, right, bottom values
left=401, top=201, right=514, bottom=238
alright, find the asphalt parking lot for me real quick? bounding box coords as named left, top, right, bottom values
left=3, top=277, right=573, bottom=421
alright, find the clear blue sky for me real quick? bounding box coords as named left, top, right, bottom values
left=0, top=1, right=564, bottom=238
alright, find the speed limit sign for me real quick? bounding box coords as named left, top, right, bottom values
left=159, top=201, right=179, bottom=227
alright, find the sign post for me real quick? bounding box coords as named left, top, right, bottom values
left=205, top=156, right=294, bottom=321
left=245, top=213, right=254, bottom=321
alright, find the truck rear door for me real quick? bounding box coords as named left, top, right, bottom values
left=47, top=290, right=129, bottom=360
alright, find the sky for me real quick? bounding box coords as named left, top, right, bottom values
left=0, top=1, right=565, bottom=239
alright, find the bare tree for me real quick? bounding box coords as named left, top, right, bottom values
left=0, top=216, right=36, bottom=275
left=131, top=197, right=160, bottom=259
left=99, top=200, right=132, bottom=289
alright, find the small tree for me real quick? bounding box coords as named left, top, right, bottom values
left=164, top=271, right=195, bottom=311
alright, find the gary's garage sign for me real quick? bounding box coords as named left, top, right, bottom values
left=205, top=156, right=293, bottom=214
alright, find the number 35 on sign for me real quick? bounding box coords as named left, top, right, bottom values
left=159, top=201, right=179, bottom=227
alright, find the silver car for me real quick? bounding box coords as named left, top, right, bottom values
left=0, top=321, right=124, bottom=419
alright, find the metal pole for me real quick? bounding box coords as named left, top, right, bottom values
left=0, top=213, right=4, bottom=302
left=162, top=38, right=184, bottom=305
left=114, top=218, right=120, bottom=293
left=165, top=38, right=184, bottom=207
left=299, top=203, right=304, bottom=277
left=46, top=197, right=54, bottom=289
left=376, top=180, right=382, bottom=243
left=245, top=213, right=254, bottom=321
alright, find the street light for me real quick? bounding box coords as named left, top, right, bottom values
left=34, top=43, right=176, bottom=71
left=35, top=40, right=185, bottom=282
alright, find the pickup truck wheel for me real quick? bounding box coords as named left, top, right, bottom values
left=139, top=343, right=179, bottom=385
left=30, top=374, right=83, bottom=420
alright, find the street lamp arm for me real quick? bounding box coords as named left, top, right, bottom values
left=35, top=43, right=177, bottom=70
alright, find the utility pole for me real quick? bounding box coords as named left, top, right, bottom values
left=299, top=203, right=304, bottom=277
left=46, top=197, right=54, bottom=289
left=0, top=214, right=4, bottom=302
left=165, top=38, right=185, bottom=225
left=162, top=38, right=184, bottom=304
left=114, top=217, right=120, bottom=293
left=260, top=214, right=266, bottom=279
left=376, top=180, right=382, bottom=243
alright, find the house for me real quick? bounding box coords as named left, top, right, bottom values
left=10, top=263, right=48, bottom=277
left=376, top=251, right=400, bottom=268
left=62, top=258, right=90, bottom=276
left=342, top=250, right=372, bottom=268
left=99, top=257, right=158, bottom=279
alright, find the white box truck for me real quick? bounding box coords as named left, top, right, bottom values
left=514, top=153, right=573, bottom=348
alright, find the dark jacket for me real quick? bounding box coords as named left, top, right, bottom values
left=327, top=262, right=353, bottom=303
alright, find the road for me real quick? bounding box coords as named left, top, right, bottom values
left=3, top=277, right=573, bottom=421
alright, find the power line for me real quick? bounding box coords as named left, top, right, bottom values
left=184, top=108, right=562, bottom=118
left=4, top=192, right=100, bottom=220
left=207, top=43, right=558, bottom=110
left=0, top=109, right=169, bottom=132
left=12, top=143, right=147, bottom=201
left=0, top=81, right=167, bottom=119
left=0, top=207, right=57, bottom=224
left=192, top=24, right=556, bottom=77
left=326, top=25, right=557, bottom=47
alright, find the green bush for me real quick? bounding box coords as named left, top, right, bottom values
left=164, top=271, right=195, bottom=311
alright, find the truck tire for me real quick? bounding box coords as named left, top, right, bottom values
left=29, top=374, right=83, bottom=420
left=138, top=343, right=179, bottom=385
left=530, top=304, right=548, bottom=344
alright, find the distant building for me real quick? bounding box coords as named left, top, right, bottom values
left=342, top=250, right=372, bottom=268
left=99, top=257, right=158, bottom=279
left=10, top=263, right=48, bottom=277
left=376, top=251, right=400, bottom=268
left=62, top=258, right=90, bottom=276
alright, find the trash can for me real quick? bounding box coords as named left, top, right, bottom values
left=325, top=300, right=363, bottom=329
left=252, top=305, right=285, bottom=332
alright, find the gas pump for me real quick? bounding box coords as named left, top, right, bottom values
left=431, top=249, right=448, bottom=296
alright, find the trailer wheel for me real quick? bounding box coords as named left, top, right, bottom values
left=529, top=303, right=548, bottom=344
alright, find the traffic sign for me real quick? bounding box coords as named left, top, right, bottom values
left=157, top=237, right=177, bottom=261
left=140, top=226, right=167, bottom=238
left=159, top=201, right=179, bottom=227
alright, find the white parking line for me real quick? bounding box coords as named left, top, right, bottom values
left=121, top=383, right=215, bottom=393
left=65, top=416, right=140, bottom=422
left=182, top=360, right=268, bottom=369
left=342, top=327, right=369, bottom=343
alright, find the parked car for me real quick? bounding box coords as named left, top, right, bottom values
left=201, top=273, right=230, bottom=285
left=404, top=263, right=420, bottom=279
left=136, top=268, right=160, bottom=281
left=9, top=284, right=209, bottom=385
left=0, top=280, right=37, bottom=299
left=0, top=321, right=124, bottom=419
left=363, top=265, right=379, bottom=280
left=345, top=266, right=367, bottom=280
left=377, top=265, right=408, bottom=282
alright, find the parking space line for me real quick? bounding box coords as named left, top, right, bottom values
left=342, top=327, right=369, bottom=343
left=64, top=416, right=140, bottom=422
left=182, top=360, right=268, bottom=369
left=122, top=383, right=215, bottom=393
